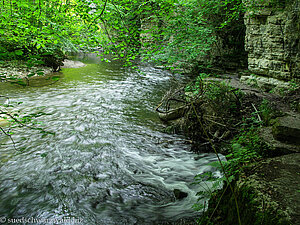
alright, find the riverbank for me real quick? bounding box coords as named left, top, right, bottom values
left=200, top=75, right=300, bottom=225
left=158, top=69, right=300, bottom=224
left=0, top=59, right=86, bottom=81
left=0, top=60, right=53, bottom=80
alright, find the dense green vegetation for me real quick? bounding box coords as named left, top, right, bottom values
left=0, top=0, right=245, bottom=73
left=0, top=0, right=245, bottom=147
left=155, top=70, right=299, bottom=224
left=0, top=0, right=103, bottom=71
left=1, top=0, right=299, bottom=224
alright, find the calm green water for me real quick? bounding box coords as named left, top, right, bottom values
left=0, top=55, right=222, bottom=224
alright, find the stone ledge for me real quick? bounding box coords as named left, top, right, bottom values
left=260, top=127, right=300, bottom=155
left=243, top=153, right=300, bottom=225
left=272, top=114, right=300, bottom=144
left=240, top=75, right=297, bottom=92
left=206, top=153, right=300, bottom=225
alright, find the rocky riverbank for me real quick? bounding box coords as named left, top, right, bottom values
left=0, top=59, right=86, bottom=81
left=200, top=75, right=300, bottom=225
left=157, top=70, right=300, bottom=224
left=201, top=113, right=300, bottom=225
left=0, top=61, right=53, bottom=80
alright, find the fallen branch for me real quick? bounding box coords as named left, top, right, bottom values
left=251, top=103, right=262, bottom=122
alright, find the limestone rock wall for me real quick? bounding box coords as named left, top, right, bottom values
left=244, top=0, right=300, bottom=80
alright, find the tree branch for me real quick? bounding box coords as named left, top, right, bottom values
left=88, top=0, right=108, bottom=30
left=0, top=126, right=17, bottom=150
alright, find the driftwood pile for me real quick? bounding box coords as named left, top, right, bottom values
left=156, top=79, right=245, bottom=150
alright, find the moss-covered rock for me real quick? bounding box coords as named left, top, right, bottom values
left=201, top=153, right=300, bottom=225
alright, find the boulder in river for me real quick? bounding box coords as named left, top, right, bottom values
left=173, top=189, right=188, bottom=200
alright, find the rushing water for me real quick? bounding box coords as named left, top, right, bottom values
left=0, top=55, right=222, bottom=224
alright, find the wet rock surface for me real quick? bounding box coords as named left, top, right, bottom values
left=244, top=0, right=300, bottom=80
left=173, top=189, right=188, bottom=200
left=61, top=59, right=86, bottom=68
left=0, top=59, right=85, bottom=81
left=0, top=64, right=53, bottom=79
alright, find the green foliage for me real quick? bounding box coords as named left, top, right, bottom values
left=191, top=86, right=278, bottom=215
left=240, top=99, right=282, bottom=127
left=185, top=73, right=210, bottom=95
left=0, top=97, right=54, bottom=150
left=178, top=73, right=245, bottom=147
left=0, top=0, right=245, bottom=70
left=224, top=100, right=277, bottom=177
left=192, top=129, right=269, bottom=218
left=288, top=79, right=300, bottom=91
left=0, top=0, right=105, bottom=70
left=141, top=0, right=244, bottom=71
left=150, top=2, right=215, bottom=69
left=185, top=73, right=243, bottom=117
left=258, top=99, right=278, bottom=126
left=225, top=129, right=267, bottom=176
left=193, top=169, right=229, bottom=209
left=95, top=0, right=175, bottom=66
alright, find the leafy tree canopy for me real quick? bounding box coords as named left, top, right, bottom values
left=0, top=0, right=244, bottom=71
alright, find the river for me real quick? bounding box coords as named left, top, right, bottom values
left=0, top=55, right=222, bottom=224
